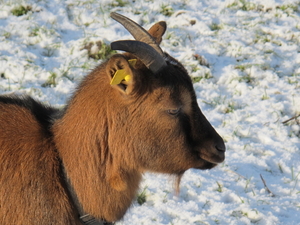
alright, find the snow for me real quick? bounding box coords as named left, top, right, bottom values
left=0, top=0, right=300, bottom=224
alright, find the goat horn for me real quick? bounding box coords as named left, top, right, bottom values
left=111, top=40, right=167, bottom=74
left=110, top=12, right=165, bottom=57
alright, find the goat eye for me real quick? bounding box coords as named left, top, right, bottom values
left=168, top=108, right=181, bottom=116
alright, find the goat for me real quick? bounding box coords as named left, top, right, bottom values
left=0, top=12, right=225, bottom=225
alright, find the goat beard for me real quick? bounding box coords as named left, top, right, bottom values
left=174, top=172, right=185, bottom=196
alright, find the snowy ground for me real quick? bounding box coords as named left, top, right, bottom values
left=1, top=0, right=300, bottom=224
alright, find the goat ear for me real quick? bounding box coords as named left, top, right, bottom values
left=106, top=54, right=135, bottom=95
left=147, top=21, right=167, bottom=45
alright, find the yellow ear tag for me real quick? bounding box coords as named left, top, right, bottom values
left=128, top=59, right=137, bottom=66
left=110, top=59, right=137, bottom=85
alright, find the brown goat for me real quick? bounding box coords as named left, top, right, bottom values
left=0, top=13, right=225, bottom=225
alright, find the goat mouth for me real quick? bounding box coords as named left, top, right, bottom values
left=195, top=159, right=217, bottom=170
left=197, top=153, right=224, bottom=167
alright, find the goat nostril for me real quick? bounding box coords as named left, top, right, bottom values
left=215, top=136, right=226, bottom=153
left=215, top=142, right=226, bottom=153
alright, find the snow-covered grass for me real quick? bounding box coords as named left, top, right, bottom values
left=1, top=0, right=300, bottom=224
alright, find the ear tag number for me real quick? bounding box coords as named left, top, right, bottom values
left=110, top=59, right=137, bottom=85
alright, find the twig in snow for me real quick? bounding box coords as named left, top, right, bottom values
left=282, top=114, right=300, bottom=124
left=227, top=169, right=247, bottom=180
left=260, top=174, right=275, bottom=197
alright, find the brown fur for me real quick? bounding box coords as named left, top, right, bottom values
left=0, top=20, right=225, bottom=224
left=0, top=104, right=80, bottom=225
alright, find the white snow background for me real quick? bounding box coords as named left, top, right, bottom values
left=0, top=0, right=300, bottom=224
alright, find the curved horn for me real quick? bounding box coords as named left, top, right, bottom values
left=111, top=40, right=167, bottom=74
left=110, top=12, right=165, bottom=56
